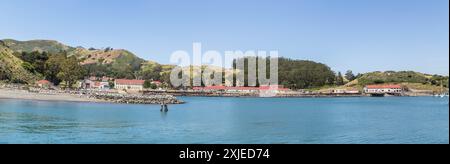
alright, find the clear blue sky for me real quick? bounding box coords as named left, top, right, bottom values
left=1, top=0, right=448, bottom=75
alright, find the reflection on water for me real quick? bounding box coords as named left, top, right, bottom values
left=0, top=97, right=448, bottom=144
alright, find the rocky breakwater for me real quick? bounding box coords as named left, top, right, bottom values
left=91, top=93, right=184, bottom=104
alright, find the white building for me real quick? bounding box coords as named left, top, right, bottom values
left=364, top=85, right=403, bottom=94
left=114, top=79, right=145, bottom=91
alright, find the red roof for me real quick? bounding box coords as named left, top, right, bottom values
left=366, top=85, right=402, bottom=89
left=115, top=79, right=145, bottom=85
left=36, top=80, right=51, bottom=84
left=193, top=85, right=290, bottom=91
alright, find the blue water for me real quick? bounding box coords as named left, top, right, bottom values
left=0, top=97, right=448, bottom=144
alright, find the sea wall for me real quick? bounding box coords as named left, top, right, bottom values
left=90, top=93, right=184, bottom=104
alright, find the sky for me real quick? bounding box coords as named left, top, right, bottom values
left=1, top=0, right=448, bottom=75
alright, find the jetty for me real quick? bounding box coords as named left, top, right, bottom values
left=91, top=93, right=183, bottom=104
left=0, top=84, right=184, bottom=105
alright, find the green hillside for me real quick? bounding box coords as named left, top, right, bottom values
left=344, top=71, right=449, bottom=92
left=1, top=39, right=145, bottom=68
left=0, top=41, right=39, bottom=84
left=1, top=39, right=146, bottom=79
left=2, top=39, right=75, bottom=54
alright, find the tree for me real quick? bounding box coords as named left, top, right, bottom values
left=233, top=57, right=336, bottom=89
left=345, top=70, right=356, bottom=81
left=144, top=80, right=157, bottom=89
left=45, top=54, right=66, bottom=85
left=336, top=72, right=344, bottom=86
left=57, top=57, right=84, bottom=89
left=13, top=51, right=49, bottom=75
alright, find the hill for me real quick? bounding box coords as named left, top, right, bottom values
left=2, top=39, right=75, bottom=54
left=1, top=39, right=147, bottom=80
left=345, top=71, right=448, bottom=92
left=1, top=39, right=145, bottom=68
left=0, top=41, right=39, bottom=84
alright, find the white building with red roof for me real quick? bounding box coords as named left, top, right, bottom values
left=114, top=79, right=145, bottom=90
left=364, top=84, right=403, bottom=94
left=192, top=85, right=290, bottom=93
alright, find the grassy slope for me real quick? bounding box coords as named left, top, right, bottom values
left=2, top=39, right=146, bottom=71
left=2, top=39, right=75, bottom=54
left=0, top=43, right=39, bottom=84
left=345, top=71, right=448, bottom=92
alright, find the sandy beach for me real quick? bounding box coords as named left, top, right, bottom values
left=0, top=88, right=101, bottom=103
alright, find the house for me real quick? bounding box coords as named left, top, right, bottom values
left=80, top=76, right=112, bottom=90
left=364, top=85, right=403, bottom=94
left=332, top=89, right=346, bottom=94
left=81, top=79, right=94, bottom=89
left=114, top=79, right=145, bottom=90
left=92, top=81, right=110, bottom=90
left=192, top=85, right=290, bottom=93
left=36, top=80, right=53, bottom=89
left=333, top=89, right=360, bottom=94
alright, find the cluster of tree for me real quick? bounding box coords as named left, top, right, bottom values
left=13, top=51, right=85, bottom=88
left=83, top=62, right=141, bottom=80
left=137, top=62, right=163, bottom=81
left=82, top=54, right=145, bottom=80
left=429, top=75, right=449, bottom=88
left=13, top=51, right=49, bottom=74
left=144, top=80, right=158, bottom=89
left=277, top=58, right=337, bottom=89
left=232, top=57, right=337, bottom=89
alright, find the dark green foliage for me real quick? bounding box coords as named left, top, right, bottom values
left=277, top=58, right=336, bottom=89
left=144, top=80, right=157, bottom=89
left=44, top=54, right=66, bottom=85
left=57, top=56, right=85, bottom=89
left=14, top=51, right=49, bottom=75
left=336, top=72, right=344, bottom=85
left=139, top=62, right=163, bottom=81
left=234, top=57, right=336, bottom=89
left=345, top=70, right=356, bottom=81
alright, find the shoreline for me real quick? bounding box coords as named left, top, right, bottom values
left=0, top=88, right=106, bottom=104
left=1, top=88, right=438, bottom=105
left=0, top=88, right=185, bottom=105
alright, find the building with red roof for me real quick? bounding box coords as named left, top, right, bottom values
left=36, top=80, right=53, bottom=89
left=114, top=79, right=145, bottom=90
left=192, top=85, right=290, bottom=93
left=364, top=84, right=403, bottom=94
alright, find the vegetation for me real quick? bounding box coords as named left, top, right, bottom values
left=144, top=80, right=157, bottom=89
left=45, top=54, right=66, bottom=85
left=57, top=56, right=85, bottom=89
left=354, top=71, right=448, bottom=87
left=345, top=70, right=356, bottom=81
left=336, top=72, right=344, bottom=86
left=233, top=57, right=336, bottom=89
left=0, top=43, right=38, bottom=84
left=2, top=39, right=448, bottom=92
left=13, top=51, right=49, bottom=75
left=138, top=61, right=163, bottom=81
left=2, top=39, right=74, bottom=54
